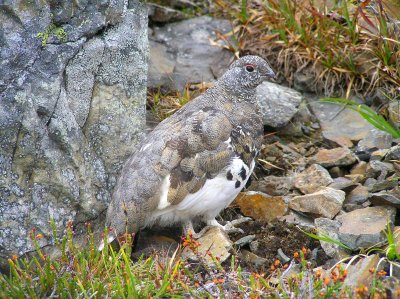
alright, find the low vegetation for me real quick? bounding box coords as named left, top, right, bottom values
left=0, top=222, right=394, bottom=298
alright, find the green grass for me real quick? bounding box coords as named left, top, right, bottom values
left=0, top=220, right=394, bottom=298
left=320, top=97, right=400, bottom=138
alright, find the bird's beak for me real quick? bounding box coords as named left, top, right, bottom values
left=264, top=68, right=276, bottom=79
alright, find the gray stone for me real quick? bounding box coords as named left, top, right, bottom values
left=366, top=177, right=399, bottom=193
left=337, top=206, right=396, bottom=250
left=365, top=160, right=394, bottom=180
left=148, top=3, right=186, bottom=23
left=256, top=82, right=302, bottom=127
left=314, top=218, right=348, bottom=259
left=329, top=177, right=358, bottom=191
left=248, top=175, right=294, bottom=196
left=385, top=145, right=400, bottom=161
left=148, top=16, right=234, bottom=91
left=310, top=147, right=357, bottom=168
left=309, top=100, right=376, bottom=147
left=356, top=128, right=393, bottom=153
left=289, top=187, right=345, bottom=219
left=234, top=235, right=256, bottom=247
left=345, top=185, right=369, bottom=204
left=369, top=188, right=400, bottom=208
left=0, top=1, right=148, bottom=271
left=370, top=149, right=389, bottom=161
left=294, top=164, right=333, bottom=194
left=279, top=211, right=315, bottom=229
left=344, top=255, right=385, bottom=288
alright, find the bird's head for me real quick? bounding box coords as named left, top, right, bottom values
left=220, top=55, right=275, bottom=99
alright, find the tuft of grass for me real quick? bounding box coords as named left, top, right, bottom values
left=212, top=0, right=400, bottom=98
left=321, top=97, right=400, bottom=138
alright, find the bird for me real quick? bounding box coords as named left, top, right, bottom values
left=100, top=55, right=275, bottom=249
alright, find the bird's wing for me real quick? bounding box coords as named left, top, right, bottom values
left=153, top=108, right=235, bottom=206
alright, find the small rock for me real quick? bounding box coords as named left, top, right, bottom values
left=369, top=188, right=400, bottom=208
left=248, top=176, right=294, bottom=196
left=315, top=218, right=349, bottom=259
left=182, top=227, right=232, bottom=267
left=350, top=161, right=368, bottom=175
left=294, top=164, right=333, bottom=194
left=329, top=177, right=357, bottom=191
left=385, top=145, right=400, bottom=161
left=366, top=177, right=399, bottom=193
left=309, top=100, right=376, bottom=147
left=249, top=240, right=259, bottom=253
left=234, top=235, right=256, bottom=247
left=365, top=160, right=394, bottom=180
left=289, top=187, right=345, bottom=219
left=345, top=184, right=369, bottom=204
left=148, top=3, right=186, bottom=23
left=328, top=166, right=346, bottom=178
left=344, top=255, right=385, bottom=288
left=277, top=248, right=291, bottom=264
left=311, top=147, right=357, bottom=168
left=388, top=101, right=400, bottom=130
left=240, top=250, right=268, bottom=269
left=279, top=211, right=315, bottom=229
left=337, top=206, right=396, bottom=250
left=257, top=82, right=302, bottom=128
left=370, top=149, right=389, bottom=161
left=234, top=192, right=288, bottom=223
left=356, top=128, right=393, bottom=152
left=344, top=174, right=365, bottom=184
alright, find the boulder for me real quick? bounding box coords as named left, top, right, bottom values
left=0, top=1, right=148, bottom=271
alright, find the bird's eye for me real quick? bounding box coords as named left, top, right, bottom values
left=245, top=65, right=255, bottom=72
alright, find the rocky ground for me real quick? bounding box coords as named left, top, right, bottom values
left=141, top=6, right=400, bottom=295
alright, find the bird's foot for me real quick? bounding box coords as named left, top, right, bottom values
left=206, top=217, right=252, bottom=235
left=182, top=217, right=252, bottom=239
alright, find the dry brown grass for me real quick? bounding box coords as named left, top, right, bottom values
left=212, top=0, right=400, bottom=99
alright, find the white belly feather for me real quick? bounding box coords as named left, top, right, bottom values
left=145, top=157, right=255, bottom=227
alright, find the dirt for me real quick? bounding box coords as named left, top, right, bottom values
left=228, top=218, right=328, bottom=274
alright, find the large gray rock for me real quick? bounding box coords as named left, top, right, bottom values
left=256, top=82, right=302, bottom=127
left=337, top=206, right=396, bottom=250
left=0, top=1, right=148, bottom=270
left=309, top=100, right=376, bottom=147
left=148, top=16, right=234, bottom=91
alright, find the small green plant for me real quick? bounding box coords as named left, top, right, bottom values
left=321, top=97, right=400, bottom=138
left=37, top=24, right=67, bottom=47
left=301, top=228, right=352, bottom=251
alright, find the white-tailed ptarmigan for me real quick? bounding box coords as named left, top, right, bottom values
left=100, top=55, right=275, bottom=249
